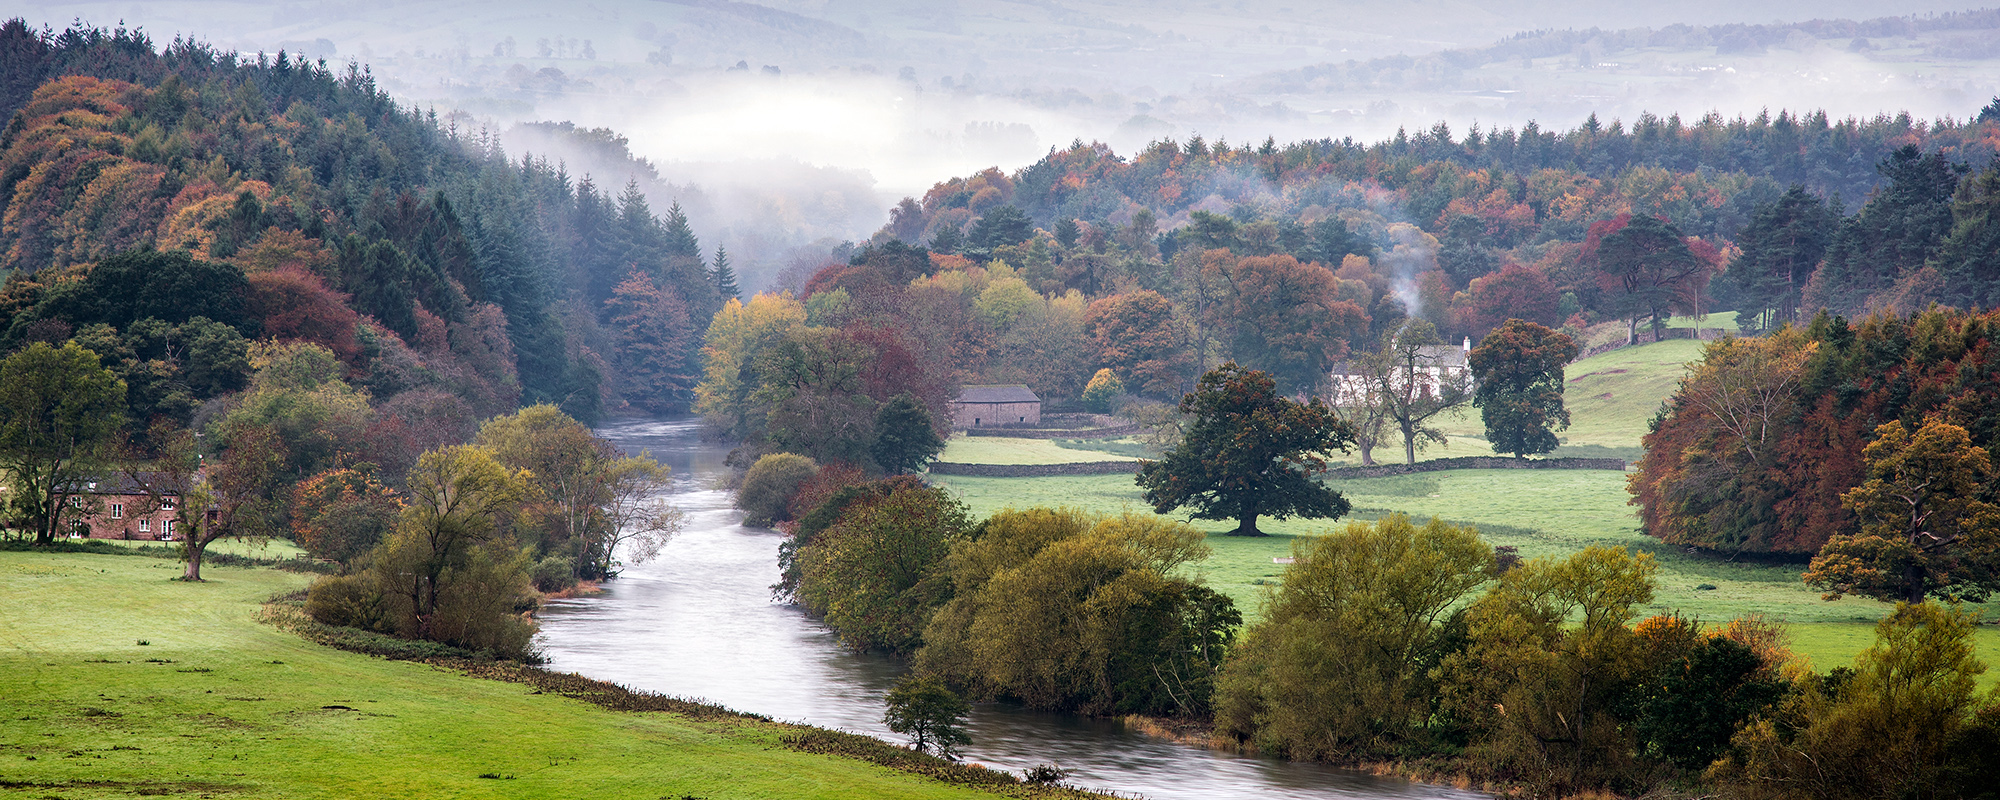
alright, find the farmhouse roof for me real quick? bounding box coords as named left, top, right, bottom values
left=65, top=471, right=189, bottom=495
left=954, top=384, right=1040, bottom=404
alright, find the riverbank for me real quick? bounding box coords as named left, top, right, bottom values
left=0, top=549, right=1104, bottom=799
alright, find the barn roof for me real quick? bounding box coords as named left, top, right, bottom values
left=954, top=384, right=1040, bottom=404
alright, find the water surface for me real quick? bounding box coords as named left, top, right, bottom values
left=536, top=416, right=1484, bottom=800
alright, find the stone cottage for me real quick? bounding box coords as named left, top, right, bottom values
left=949, top=384, right=1041, bottom=429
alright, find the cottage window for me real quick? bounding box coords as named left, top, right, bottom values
left=165, top=520, right=177, bottom=539
left=110, top=503, right=123, bottom=519
left=138, top=518, right=150, bottom=533
left=68, top=496, right=81, bottom=508
left=161, top=498, right=176, bottom=511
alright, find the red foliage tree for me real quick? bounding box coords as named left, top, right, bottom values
left=1465, top=263, right=1561, bottom=335
left=244, top=267, right=362, bottom=367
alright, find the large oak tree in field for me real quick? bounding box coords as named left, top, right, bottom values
left=1137, top=363, right=1354, bottom=536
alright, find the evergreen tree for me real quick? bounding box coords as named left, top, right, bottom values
left=1730, top=186, right=1838, bottom=333
left=870, top=393, right=944, bottom=474
left=928, top=222, right=964, bottom=255
left=711, top=246, right=741, bottom=302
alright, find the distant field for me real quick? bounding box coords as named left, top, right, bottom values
left=936, top=435, right=1142, bottom=465
left=1419, top=335, right=1710, bottom=464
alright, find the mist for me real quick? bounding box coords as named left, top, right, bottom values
left=25, top=0, right=2000, bottom=291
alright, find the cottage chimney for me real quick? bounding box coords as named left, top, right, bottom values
left=1463, top=336, right=1471, bottom=352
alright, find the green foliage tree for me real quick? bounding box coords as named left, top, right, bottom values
left=695, top=293, right=808, bottom=440
left=752, top=327, right=878, bottom=466
left=1080, top=368, right=1124, bottom=414
left=883, top=675, right=972, bottom=758
left=793, top=481, right=970, bottom=652
left=1214, top=514, right=1494, bottom=760
left=1588, top=214, right=1710, bottom=344
left=736, top=453, right=818, bottom=528
left=1730, top=186, right=1839, bottom=333
left=870, top=393, right=944, bottom=475
left=0, top=341, right=125, bottom=544
left=1438, top=545, right=1658, bottom=797
left=1625, top=616, right=1787, bottom=772
left=1718, top=602, right=1997, bottom=800
left=1806, top=417, right=2000, bottom=604
left=347, top=444, right=538, bottom=657
left=917, top=508, right=1236, bottom=716
left=969, top=205, right=1033, bottom=250
left=1138, top=363, right=1353, bottom=536
left=1469, top=319, right=1579, bottom=457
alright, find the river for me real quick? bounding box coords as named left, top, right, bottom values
left=535, top=416, right=1484, bottom=800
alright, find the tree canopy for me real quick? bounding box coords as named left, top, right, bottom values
left=1137, top=363, right=1354, bottom=536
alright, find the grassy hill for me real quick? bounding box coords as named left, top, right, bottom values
left=0, top=550, right=1078, bottom=800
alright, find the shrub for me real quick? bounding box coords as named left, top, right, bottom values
left=736, top=453, right=818, bottom=528
left=304, top=572, right=388, bottom=632
left=531, top=556, right=578, bottom=593
left=1080, top=368, right=1124, bottom=414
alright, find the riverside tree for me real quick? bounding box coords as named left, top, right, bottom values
left=883, top=675, right=972, bottom=757
left=1138, top=363, right=1353, bottom=535
left=0, top=341, right=125, bottom=544
left=1468, top=319, right=1579, bottom=458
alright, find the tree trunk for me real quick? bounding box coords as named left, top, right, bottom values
left=182, top=540, right=205, bottom=581
left=1905, top=558, right=1927, bottom=605
left=1626, top=316, right=1638, bottom=346
left=1358, top=442, right=1376, bottom=466
left=1230, top=512, right=1264, bottom=536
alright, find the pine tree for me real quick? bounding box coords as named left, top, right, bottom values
left=711, top=246, right=741, bottom=302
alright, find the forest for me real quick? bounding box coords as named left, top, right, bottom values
left=10, top=15, right=2000, bottom=800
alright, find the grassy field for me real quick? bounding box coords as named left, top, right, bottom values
left=0, top=551, right=1047, bottom=800
left=937, top=435, right=1141, bottom=465
left=929, top=467, right=2000, bottom=683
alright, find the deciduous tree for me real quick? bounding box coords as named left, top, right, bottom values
left=0, top=341, right=125, bottom=544
left=1469, top=320, right=1579, bottom=458
left=1806, top=417, right=2000, bottom=604
left=1137, top=363, right=1354, bottom=536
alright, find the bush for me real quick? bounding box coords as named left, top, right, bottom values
left=531, top=555, right=578, bottom=593
left=304, top=572, right=388, bottom=632
left=736, top=453, right=818, bottom=528
left=1080, top=368, right=1124, bottom=414
left=793, top=481, right=970, bottom=652
left=917, top=509, right=1237, bottom=716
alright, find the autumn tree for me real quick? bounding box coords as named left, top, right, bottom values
left=1365, top=320, right=1473, bottom=464
left=793, top=481, right=970, bottom=652
left=0, top=341, right=125, bottom=544
left=1208, top=254, right=1369, bottom=395
left=1469, top=320, right=1579, bottom=458
left=1806, top=417, right=2000, bottom=604
left=1464, top=263, right=1560, bottom=335
left=1086, top=290, right=1193, bottom=399
left=1137, top=363, right=1354, bottom=536
left=292, top=466, right=401, bottom=564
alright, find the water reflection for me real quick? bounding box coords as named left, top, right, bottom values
left=535, top=416, right=1483, bottom=800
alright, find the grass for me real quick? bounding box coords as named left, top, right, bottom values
left=937, top=435, right=1139, bottom=465
left=0, top=550, right=1079, bottom=799
left=929, top=468, right=2000, bottom=686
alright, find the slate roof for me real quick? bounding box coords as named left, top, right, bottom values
left=954, top=384, right=1040, bottom=404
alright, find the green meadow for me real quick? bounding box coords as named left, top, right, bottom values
left=929, top=333, right=2000, bottom=684
left=0, top=551, right=1054, bottom=800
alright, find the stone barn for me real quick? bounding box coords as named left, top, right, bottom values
left=950, top=385, right=1041, bottom=429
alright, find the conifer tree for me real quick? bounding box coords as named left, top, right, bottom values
left=711, top=246, right=741, bottom=302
